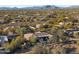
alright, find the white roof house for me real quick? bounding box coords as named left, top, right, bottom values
left=0, top=36, right=8, bottom=42
left=0, top=36, right=8, bottom=46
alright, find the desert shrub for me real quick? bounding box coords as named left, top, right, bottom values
left=50, top=44, right=65, bottom=54
left=5, top=35, right=24, bottom=52
left=26, top=43, right=50, bottom=54
left=29, top=36, right=37, bottom=46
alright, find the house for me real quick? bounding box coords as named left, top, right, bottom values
left=64, top=29, right=79, bottom=38
left=24, top=33, right=34, bottom=41
left=0, top=36, right=8, bottom=47
left=35, top=32, right=52, bottom=43
left=7, top=34, right=19, bottom=43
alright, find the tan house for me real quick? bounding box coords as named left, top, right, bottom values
left=24, top=33, right=34, bottom=41
left=24, top=32, right=52, bottom=42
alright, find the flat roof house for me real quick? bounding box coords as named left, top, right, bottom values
left=64, top=29, right=79, bottom=40
left=35, top=32, right=52, bottom=43
left=7, top=34, right=19, bottom=43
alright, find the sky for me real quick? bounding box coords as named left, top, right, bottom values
left=0, top=0, right=79, bottom=7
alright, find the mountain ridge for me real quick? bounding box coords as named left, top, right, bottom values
left=0, top=5, right=59, bottom=10
left=0, top=5, right=79, bottom=10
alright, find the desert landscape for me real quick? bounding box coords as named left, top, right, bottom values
left=0, top=5, right=79, bottom=54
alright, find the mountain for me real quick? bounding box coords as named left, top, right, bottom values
left=0, top=5, right=59, bottom=10
left=0, top=7, right=19, bottom=10
left=69, top=5, right=79, bottom=8
left=63, top=5, right=79, bottom=9
left=25, top=5, right=59, bottom=9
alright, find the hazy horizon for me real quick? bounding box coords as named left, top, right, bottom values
left=0, top=5, right=73, bottom=8
left=0, top=0, right=79, bottom=8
